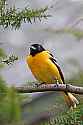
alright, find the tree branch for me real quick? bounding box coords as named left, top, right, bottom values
left=0, top=54, right=18, bottom=65
left=15, top=84, right=83, bottom=94
left=0, top=1, right=50, bottom=29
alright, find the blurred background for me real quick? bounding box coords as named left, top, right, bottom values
left=0, top=0, right=83, bottom=85
left=0, top=0, right=83, bottom=124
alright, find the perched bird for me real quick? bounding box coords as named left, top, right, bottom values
left=26, top=44, right=79, bottom=108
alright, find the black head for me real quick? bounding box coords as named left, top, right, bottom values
left=30, top=44, right=45, bottom=56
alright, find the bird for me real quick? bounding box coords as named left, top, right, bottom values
left=26, top=43, right=79, bottom=109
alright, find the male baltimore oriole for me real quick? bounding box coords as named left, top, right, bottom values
left=26, top=44, right=79, bottom=108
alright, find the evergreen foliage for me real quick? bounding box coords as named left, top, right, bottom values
left=0, top=48, right=6, bottom=58
left=0, top=85, right=21, bottom=124
left=1, top=54, right=18, bottom=65
left=0, top=0, right=49, bottom=29
left=0, top=48, right=6, bottom=68
left=0, top=45, right=21, bottom=124
left=55, top=105, right=83, bottom=125
left=41, top=104, right=83, bottom=125
left=0, top=0, right=83, bottom=125
left=0, top=78, right=21, bottom=124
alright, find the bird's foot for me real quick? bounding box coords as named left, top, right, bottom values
left=35, top=82, right=45, bottom=87
left=35, top=83, right=39, bottom=87
left=54, top=83, right=59, bottom=87
left=54, top=80, right=59, bottom=87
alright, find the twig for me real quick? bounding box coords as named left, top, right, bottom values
left=15, top=84, right=83, bottom=94
left=71, top=17, right=83, bottom=28
left=0, top=55, right=18, bottom=65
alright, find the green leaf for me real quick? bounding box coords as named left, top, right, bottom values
left=0, top=0, right=50, bottom=29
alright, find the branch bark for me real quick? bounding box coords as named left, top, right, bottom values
left=15, top=84, right=83, bottom=94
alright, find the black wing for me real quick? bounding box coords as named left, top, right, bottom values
left=48, top=52, right=57, bottom=62
left=50, top=56, right=65, bottom=84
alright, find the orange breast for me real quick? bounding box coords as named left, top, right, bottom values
left=26, top=51, right=62, bottom=84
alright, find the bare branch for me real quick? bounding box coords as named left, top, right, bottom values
left=15, top=84, right=83, bottom=94
left=71, top=17, right=83, bottom=28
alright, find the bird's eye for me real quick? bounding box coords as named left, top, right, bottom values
left=31, top=46, right=36, bottom=50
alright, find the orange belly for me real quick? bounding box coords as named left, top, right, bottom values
left=26, top=51, right=62, bottom=84
left=29, top=61, right=57, bottom=83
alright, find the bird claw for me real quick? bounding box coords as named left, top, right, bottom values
left=54, top=83, right=59, bottom=87
left=35, top=83, right=39, bottom=87
left=54, top=80, right=59, bottom=87
left=35, top=82, right=45, bottom=87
